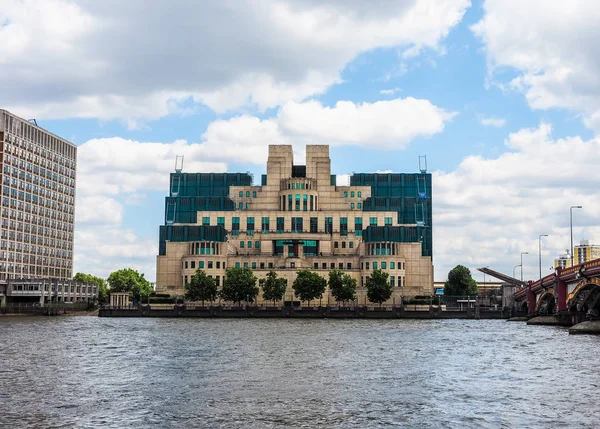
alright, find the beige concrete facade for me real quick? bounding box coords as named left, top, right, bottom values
left=156, top=145, right=433, bottom=304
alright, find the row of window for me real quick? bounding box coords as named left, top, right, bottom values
left=11, top=284, right=95, bottom=294
left=3, top=124, right=76, bottom=167
left=0, top=240, right=73, bottom=256
left=4, top=151, right=76, bottom=184
left=2, top=186, right=75, bottom=212
left=0, top=269, right=72, bottom=280
left=343, top=191, right=362, bottom=198
left=0, top=254, right=72, bottom=266
left=361, top=261, right=405, bottom=270
left=2, top=203, right=75, bottom=226
left=183, top=260, right=226, bottom=270
left=219, top=216, right=389, bottom=236
left=2, top=173, right=75, bottom=199
left=333, top=241, right=355, bottom=249
left=239, top=191, right=258, bottom=198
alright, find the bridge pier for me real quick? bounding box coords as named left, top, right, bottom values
left=556, top=275, right=567, bottom=312
left=527, top=282, right=536, bottom=316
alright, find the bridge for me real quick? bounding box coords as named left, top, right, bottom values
left=479, top=258, right=600, bottom=326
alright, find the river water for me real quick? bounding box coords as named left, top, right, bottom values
left=1, top=317, right=599, bottom=428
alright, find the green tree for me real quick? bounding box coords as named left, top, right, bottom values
left=107, top=268, right=152, bottom=303
left=366, top=269, right=392, bottom=306
left=444, top=265, right=478, bottom=296
left=292, top=270, right=326, bottom=305
left=185, top=269, right=218, bottom=304
left=73, top=272, right=108, bottom=305
left=220, top=267, right=259, bottom=305
left=259, top=270, right=287, bottom=305
left=328, top=269, right=357, bottom=305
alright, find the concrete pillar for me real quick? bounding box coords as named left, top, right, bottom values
left=1, top=294, right=6, bottom=308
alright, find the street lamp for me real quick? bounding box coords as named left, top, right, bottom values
left=520, top=252, right=529, bottom=282
left=513, top=264, right=521, bottom=285
left=539, top=234, right=548, bottom=280
left=570, top=205, right=582, bottom=267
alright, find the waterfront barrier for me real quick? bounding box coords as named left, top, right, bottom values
left=99, top=304, right=511, bottom=320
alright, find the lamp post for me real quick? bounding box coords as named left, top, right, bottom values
left=539, top=234, right=548, bottom=280
left=513, top=264, right=521, bottom=285
left=520, top=252, right=529, bottom=282
left=570, top=205, right=582, bottom=267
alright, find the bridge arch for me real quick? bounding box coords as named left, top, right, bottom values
left=536, top=289, right=556, bottom=315
left=566, top=278, right=600, bottom=313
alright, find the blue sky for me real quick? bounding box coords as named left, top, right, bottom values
left=2, top=0, right=600, bottom=282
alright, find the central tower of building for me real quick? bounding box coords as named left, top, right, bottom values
left=156, top=145, right=433, bottom=304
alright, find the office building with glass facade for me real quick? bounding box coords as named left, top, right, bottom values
left=156, top=145, right=433, bottom=304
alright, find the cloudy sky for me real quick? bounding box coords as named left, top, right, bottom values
left=2, top=0, right=599, bottom=283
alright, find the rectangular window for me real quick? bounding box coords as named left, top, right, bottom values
left=216, top=261, right=221, bottom=269
left=235, top=262, right=240, bottom=268
left=314, top=262, right=318, bottom=269
left=239, top=202, right=243, bottom=209
left=366, top=262, right=370, bottom=270
left=244, top=262, right=248, bottom=268
left=255, top=241, right=260, bottom=248
left=239, top=191, right=243, bottom=197
left=252, top=262, right=257, bottom=269
left=292, top=217, right=303, bottom=233
left=358, top=203, right=362, bottom=209
left=351, top=191, right=355, bottom=197
left=381, top=262, right=386, bottom=269
left=390, top=276, right=395, bottom=287
left=334, top=242, right=339, bottom=248
left=310, top=217, right=318, bottom=233
left=322, top=263, right=327, bottom=269
left=354, top=217, right=363, bottom=237
left=246, top=191, right=250, bottom=197
left=260, top=262, right=265, bottom=269
left=340, top=217, right=348, bottom=236
left=287, top=195, right=292, bottom=211
left=385, top=217, right=392, bottom=225
left=217, top=217, right=225, bottom=227
left=325, top=217, right=333, bottom=234
left=253, top=191, right=257, bottom=198
left=208, top=261, right=213, bottom=269
left=330, top=263, right=335, bottom=269
left=248, top=241, right=252, bottom=248
left=199, top=261, right=204, bottom=269
left=268, top=262, right=274, bottom=269
left=202, top=217, right=210, bottom=226
left=370, top=217, right=377, bottom=226
left=347, top=263, right=352, bottom=269
left=232, top=217, right=240, bottom=235
left=240, top=241, right=244, bottom=248
left=373, top=262, right=378, bottom=269
left=184, top=276, right=188, bottom=284
left=342, top=241, right=346, bottom=249
left=303, top=194, right=307, bottom=211
left=295, top=194, right=300, bottom=211
left=261, top=217, right=270, bottom=233
left=344, top=191, right=348, bottom=197
left=349, top=242, right=354, bottom=248
left=216, top=276, right=220, bottom=286
left=358, top=191, right=361, bottom=197
left=185, top=261, right=188, bottom=269
left=390, top=262, right=395, bottom=269
left=191, top=261, right=195, bottom=269
left=277, top=217, right=285, bottom=233
left=351, top=203, right=354, bottom=209
left=339, top=263, right=343, bottom=269
left=247, top=217, right=255, bottom=235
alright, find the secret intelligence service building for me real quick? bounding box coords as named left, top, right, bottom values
left=156, top=145, right=433, bottom=304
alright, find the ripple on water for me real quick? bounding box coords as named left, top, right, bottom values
left=1, top=317, right=600, bottom=428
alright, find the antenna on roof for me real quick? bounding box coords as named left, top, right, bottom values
left=419, top=155, right=427, bottom=174
left=27, top=119, right=38, bottom=126
left=175, top=155, right=184, bottom=173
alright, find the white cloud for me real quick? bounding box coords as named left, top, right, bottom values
left=0, top=0, right=470, bottom=121
left=75, top=196, right=123, bottom=225
left=472, top=0, right=600, bottom=131
left=479, top=116, right=506, bottom=127
left=380, top=87, right=401, bottom=95
left=433, top=123, right=600, bottom=281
